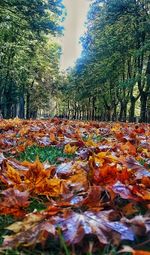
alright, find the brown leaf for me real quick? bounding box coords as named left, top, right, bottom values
left=110, top=181, right=140, bottom=201
left=0, top=188, right=30, bottom=217
left=121, top=215, right=150, bottom=236
left=58, top=210, right=134, bottom=244
left=82, top=186, right=103, bottom=211
left=58, top=210, right=111, bottom=244
left=2, top=213, right=55, bottom=248
left=126, top=157, right=150, bottom=179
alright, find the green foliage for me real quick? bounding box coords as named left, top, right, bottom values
left=59, top=0, right=150, bottom=123
left=0, top=0, right=64, bottom=119
left=27, top=197, right=46, bottom=212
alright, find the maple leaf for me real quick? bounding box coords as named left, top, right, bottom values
left=37, top=136, right=51, bottom=146
left=0, top=188, right=30, bottom=217
left=88, top=153, right=120, bottom=184
left=121, top=141, right=136, bottom=156
left=24, top=159, right=49, bottom=186
left=55, top=162, right=73, bottom=178
left=110, top=181, right=140, bottom=201
left=18, top=126, right=30, bottom=136
left=49, top=132, right=56, bottom=143
left=93, top=164, right=118, bottom=184
left=7, top=158, right=28, bottom=172
left=132, top=185, right=150, bottom=200
left=125, top=157, right=150, bottom=179
left=35, top=178, right=63, bottom=196
left=22, top=159, right=63, bottom=196
left=64, top=144, right=78, bottom=154
left=121, top=215, right=150, bottom=237
left=95, top=152, right=118, bottom=164
left=0, top=162, right=22, bottom=186
left=64, top=162, right=89, bottom=192
left=81, top=186, right=103, bottom=211
left=58, top=210, right=110, bottom=244
left=58, top=186, right=103, bottom=210
left=57, top=210, right=134, bottom=245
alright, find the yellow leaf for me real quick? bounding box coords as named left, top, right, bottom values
left=6, top=164, right=21, bottom=185
left=64, top=144, right=77, bottom=154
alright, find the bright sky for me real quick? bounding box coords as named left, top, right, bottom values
left=60, top=0, right=90, bottom=71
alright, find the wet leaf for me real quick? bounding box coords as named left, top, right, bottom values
left=0, top=188, right=30, bottom=217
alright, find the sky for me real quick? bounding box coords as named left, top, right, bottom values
left=60, top=0, right=90, bottom=71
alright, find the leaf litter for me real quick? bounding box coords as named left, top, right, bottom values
left=0, top=118, right=150, bottom=253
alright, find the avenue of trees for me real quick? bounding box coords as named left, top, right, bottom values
left=0, top=0, right=149, bottom=122
left=0, top=0, right=64, bottom=119
left=59, top=0, right=150, bottom=122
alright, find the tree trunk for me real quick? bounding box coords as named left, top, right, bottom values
left=112, top=104, right=117, bottom=121
left=123, top=105, right=127, bottom=122
left=11, top=104, right=17, bottom=118
left=26, top=91, right=30, bottom=119
left=119, top=102, right=127, bottom=122
left=140, top=91, right=148, bottom=122
left=119, top=103, right=124, bottom=121
left=74, top=102, right=77, bottom=119
left=92, top=96, right=96, bottom=120
left=19, top=96, right=25, bottom=119
left=129, top=96, right=136, bottom=122
left=67, top=100, right=70, bottom=119
left=106, top=107, right=111, bottom=121
left=6, top=102, right=12, bottom=119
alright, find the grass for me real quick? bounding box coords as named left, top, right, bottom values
left=27, top=197, right=47, bottom=212
left=17, top=145, right=74, bottom=164
left=0, top=215, right=15, bottom=246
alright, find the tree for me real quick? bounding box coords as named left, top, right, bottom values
left=59, top=0, right=150, bottom=122
left=0, top=0, right=64, bottom=118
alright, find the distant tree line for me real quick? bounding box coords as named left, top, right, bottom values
left=59, top=0, right=150, bottom=122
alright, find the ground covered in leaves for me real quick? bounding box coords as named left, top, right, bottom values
left=0, top=118, right=150, bottom=255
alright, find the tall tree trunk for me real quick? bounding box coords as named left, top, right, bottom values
left=31, top=109, right=38, bottom=119
left=119, top=102, right=124, bottom=121
left=106, top=107, right=111, bottom=121
left=6, top=101, right=12, bottom=119
left=123, top=105, right=127, bottom=122
left=67, top=100, right=70, bottom=119
left=92, top=96, right=96, bottom=120
left=112, top=104, right=117, bottom=121
left=88, top=98, right=91, bottom=120
left=26, top=91, right=30, bottom=119
left=119, top=102, right=127, bottom=122
left=74, top=102, right=77, bottom=119
left=12, top=103, right=17, bottom=118
left=129, top=96, right=136, bottom=122
left=19, top=96, right=25, bottom=119
left=140, top=91, right=148, bottom=122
